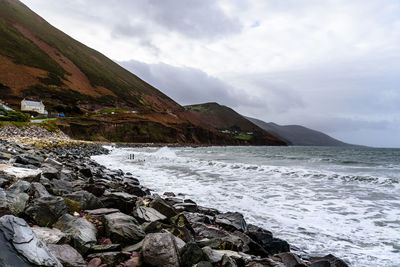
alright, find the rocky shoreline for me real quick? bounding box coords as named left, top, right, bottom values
left=0, top=137, right=349, bottom=267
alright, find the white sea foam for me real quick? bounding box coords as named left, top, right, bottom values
left=92, top=146, right=400, bottom=267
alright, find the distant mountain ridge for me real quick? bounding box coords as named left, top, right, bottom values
left=246, top=117, right=350, bottom=146
left=184, top=102, right=287, bottom=145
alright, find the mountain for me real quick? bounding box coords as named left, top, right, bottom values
left=246, top=117, right=349, bottom=146
left=184, top=103, right=287, bottom=145
left=0, top=0, right=179, bottom=112
left=0, top=0, right=286, bottom=145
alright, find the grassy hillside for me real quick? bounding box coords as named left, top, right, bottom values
left=247, top=117, right=350, bottom=146
left=184, top=103, right=287, bottom=145
left=0, top=0, right=179, bottom=112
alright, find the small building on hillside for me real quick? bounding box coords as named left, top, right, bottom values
left=0, top=100, right=14, bottom=111
left=21, top=99, right=48, bottom=115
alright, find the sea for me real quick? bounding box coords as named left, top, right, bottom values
left=92, top=146, right=400, bottom=267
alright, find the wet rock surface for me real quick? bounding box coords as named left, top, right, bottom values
left=0, top=138, right=349, bottom=267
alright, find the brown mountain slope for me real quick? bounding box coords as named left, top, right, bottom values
left=184, top=103, right=287, bottom=145
left=0, top=0, right=179, bottom=112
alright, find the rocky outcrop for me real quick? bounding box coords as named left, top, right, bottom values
left=142, top=232, right=181, bottom=267
left=0, top=215, right=62, bottom=266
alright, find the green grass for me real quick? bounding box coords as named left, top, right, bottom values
left=0, top=108, right=29, bottom=122
left=99, top=108, right=126, bottom=114
left=234, top=133, right=252, bottom=141
left=185, top=105, right=208, bottom=112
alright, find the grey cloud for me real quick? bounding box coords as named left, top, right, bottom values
left=119, top=60, right=256, bottom=107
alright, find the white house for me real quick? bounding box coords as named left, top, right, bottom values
left=21, top=99, right=48, bottom=115
left=0, top=100, right=13, bottom=111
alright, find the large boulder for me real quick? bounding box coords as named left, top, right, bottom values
left=310, top=254, right=349, bottom=267
left=54, top=214, right=97, bottom=254
left=215, top=212, right=248, bottom=232
left=0, top=188, right=29, bottom=216
left=32, top=227, right=69, bottom=245
left=246, top=224, right=290, bottom=255
left=104, top=212, right=145, bottom=246
left=101, top=191, right=137, bottom=214
left=64, top=190, right=103, bottom=210
left=180, top=242, right=205, bottom=267
left=0, top=215, right=62, bottom=266
left=149, top=197, right=178, bottom=218
left=47, top=244, right=86, bottom=267
left=25, top=196, right=69, bottom=227
left=142, top=232, right=180, bottom=267
left=136, top=206, right=167, bottom=222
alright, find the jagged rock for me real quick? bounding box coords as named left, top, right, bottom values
left=174, top=202, right=198, bottom=212
left=8, top=180, right=31, bottom=193
left=247, top=258, right=286, bottom=267
left=3, top=167, right=41, bottom=182
left=54, top=214, right=97, bottom=254
left=202, top=246, right=252, bottom=263
left=228, top=231, right=268, bottom=257
left=245, top=224, right=289, bottom=254
left=274, top=252, right=306, bottom=267
left=0, top=188, right=29, bottom=216
left=180, top=242, right=205, bottom=267
left=123, top=240, right=143, bottom=252
left=101, top=191, right=137, bottom=214
left=124, top=183, right=149, bottom=197
left=43, top=158, right=63, bottom=170
left=0, top=176, right=10, bottom=187
left=48, top=244, right=86, bottom=267
left=15, top=154, right=43, bottom=167
left=310, top=254, right=349, bottom=267
left=149, top=197, right=178, bottom=218
left=184, top=211, right=213, bottom=224
left=192, top=222, right=229, bottom=239
left=196, top=238, right=238, bottom=251
left=50, top=179, right=73, bottom=194
left=221, top=254, right=238, bottom=267
left=41, top=167, right=60, bottom=180
left=87, top=251, right=130, bottom=266
left=142, top=232, right=180, bottom=267
left=32, top=227, right=69, bottom=244
left=136, top=206, right=167, bottom=222
left=0, top=215, right=62, bottom=266
left=25, top=196, right=69, bottom=227
left=28, top=182, right=50, bottom=198
left=85, top=208, right=119, bottom=220
left=79, top=167, right=93, bottom=178
left=104, top=212, right=145, bottom=246
left=83, top=183, right=106, bottom=197
left=64, top=190, right=103, bottom=210
left=215, top=212, right=248, bottom=232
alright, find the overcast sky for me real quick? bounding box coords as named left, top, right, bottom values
left=20, top=0, right=400, bottom=147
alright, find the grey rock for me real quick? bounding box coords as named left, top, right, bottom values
left=50, top=179, right=73, bottom=193
left=8, top=180, right=31, bottom=194
left=43, top=158, right=63, bottom=170
left=32, top=227, right=69, bottom=244
left=0, top=215, right=62, bottom=266
left=89, top=244, right=121, bottom=253
left=194, top=262, right=213, bottom=267
left=149, top=197, right=178, bottom=218
left=64, top=190, right=103, bottom=210
left=174, top=202, right=198, bottom=212
left=180, top=242, right=204, bottom=267
left=41, top=167, right=60, bottom=180
left=142, top=232, right=180, bottom=267
left=48, top=244, right=86, bottom=267
left=101, top=191, right=137, bottom=214
left=202, top=246, right=252, bottom=263
left=310, top=254, right=349, bottom=267
left=215, top=212, right=248, bottom=232
left=221, top=254, right=238, bottom=267
left=0, top=188, right=29, bottom=216
left=136, top=206, right=167, bottom=222
left=25, top=196, right=68, bottom=227
left=122, top=240, right=143, bottom=253
left=28, top=182, right=50, bottom=198
left=192, top=222, right=229, bottom=239
left=274, top=252, right=306, bottom=267
left=104, top=212, right=145, bottom=246
left=54, top=214, right=97, bottom=254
